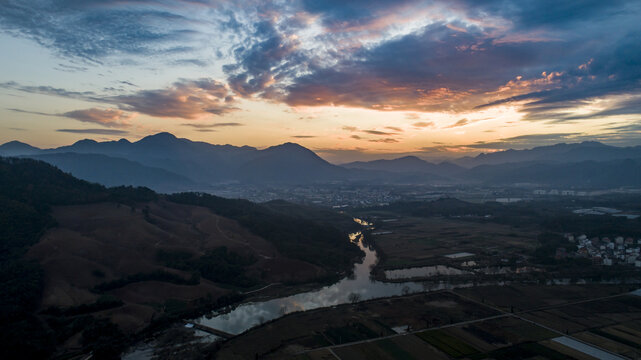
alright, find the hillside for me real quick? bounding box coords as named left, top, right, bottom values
left=455, top=141, right=641, bottom=167
left=234, top=142, right=348, bottom=183
left=0, top=157, right=361, bottom=359
left=461, top=158, right=641, bottom=187
left=343, top=156, right=464, bottom=177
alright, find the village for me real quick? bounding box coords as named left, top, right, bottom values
left=563, top=233, right=641, bottom=267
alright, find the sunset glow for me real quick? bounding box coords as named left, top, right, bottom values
left=1, top=0, right=640, bottom=162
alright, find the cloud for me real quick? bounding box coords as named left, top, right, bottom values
left=465, top=133, right=582, bottom=149
left=224, top=19, right=305, bottom=98
left=62, top=108, right=133, bottom=127
left=8, top=106, right=132, bottom=128
left=476, top=31, right=641, bottom=122
left=444, top=118, right=470, bottom=128
left=2, top=0, right=641, bottom=131
left=181, top=122, right=244, bottom=128
left=1, top=81, right=98, bottom=100
left=283, top=22, right=576, bottom=112
left=292, top=135, right=316, bottom=138
left=362, top=129, right=397, bottom=136
left=0, top=0, right=201, bottom=62
left=350, top=135, right=362, bottom=140
left=6, top=108, right=53, bottom=117
left=300, top=0, right=422, bottom=31
left=369, top=138, right=398, bottom=143
left=2, top=78, right=238, bottom=120
left=342, top=126, right=358, bottom=132
left=385, top=126, right=403, bottom=132
left=56, top=128, right=129, bottom=135
left=413, top=121, right=435, bottom=128
left=457, top=0, right=632, bottom=31
left=110, top=78, right=237, bottom=119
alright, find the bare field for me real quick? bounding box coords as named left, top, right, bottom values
left=215, top=291, right=499, bottom=359
left=367, top=216, right=538, bottom=270
left=455, top=284, right=630, bottom=312
left=521, top=295, right=641, bottom=335
left=229, top=285, right=641, bottom=360
left=325, top=316, right=564, bottom=360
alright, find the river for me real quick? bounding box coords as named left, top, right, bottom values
left=125, top=224, right=481, bottom=358
left=123, top=220, right=639, bottom=358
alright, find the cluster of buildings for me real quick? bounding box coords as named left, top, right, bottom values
left=562, top=234, right=641, bottom=267
left=534, top=189, right=589, bottom=196
left=209, top=184, right=402, bottom=207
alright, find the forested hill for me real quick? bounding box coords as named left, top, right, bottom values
left=0, top=157, right=361, bottom=359
left=0, top=157, right=160, bottom=358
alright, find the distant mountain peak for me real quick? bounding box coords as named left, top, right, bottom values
left=73, top=139, right=98, bottom=146
left=141, top=132, right=178, bottom=140
left=271, top=142, right=306, bottom=149
left=136, top=132, right=181, bottom=145
left=1, top=140, right=34, bottom=148
left=265, top=142, right=315, bottom=155
left=0, top=140, right=42, bottom=156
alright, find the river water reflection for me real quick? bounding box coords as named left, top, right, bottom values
left=124, top=222, right=641, bottom=358
left=194, top=231, right=439, bottom=335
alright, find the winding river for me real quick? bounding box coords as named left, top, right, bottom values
left=125, top=223, right=479, bottom=358
left=124, top=220, right=639, bottom=358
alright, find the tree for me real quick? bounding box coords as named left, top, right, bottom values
left=348, top=292, right=361, bottom=304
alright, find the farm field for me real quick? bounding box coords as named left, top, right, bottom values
left=214, top=291, right=499, bottom=359
left=213, top=284, right=641, bottom=359
left=363, top=216, right=538, bottom=271
left=212, top=284, right=641, bottom=359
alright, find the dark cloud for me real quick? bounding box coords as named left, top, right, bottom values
left=456, top=0, right=631, bottom=30
left=56, top=128, right=128, bottom=135
left=477, top=31, right=641, bottom=122
left=291, top=135, right=316, bottom=138
left=224, top=19, right=306, bottom=98
left=300, top=0, right=421, bottom=30
left=385, top=126, right=403, bottom=132
left=284, top=22, right=575, bottom=112
left=602, top=121, right=641, bottom=132
left=2, top=0, right=641, bottom=128
left=0, top=0, right=197, bottom=62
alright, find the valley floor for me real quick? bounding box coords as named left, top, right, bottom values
left=212, top=284, right=641, bottom=360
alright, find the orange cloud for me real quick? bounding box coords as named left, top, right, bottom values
left=62, top=108, right=134, bottom=127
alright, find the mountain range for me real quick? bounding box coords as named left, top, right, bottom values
left=2, top=133, right=641, bottom=191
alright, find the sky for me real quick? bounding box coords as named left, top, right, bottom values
left=1, top=0, right=641, bottom=163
